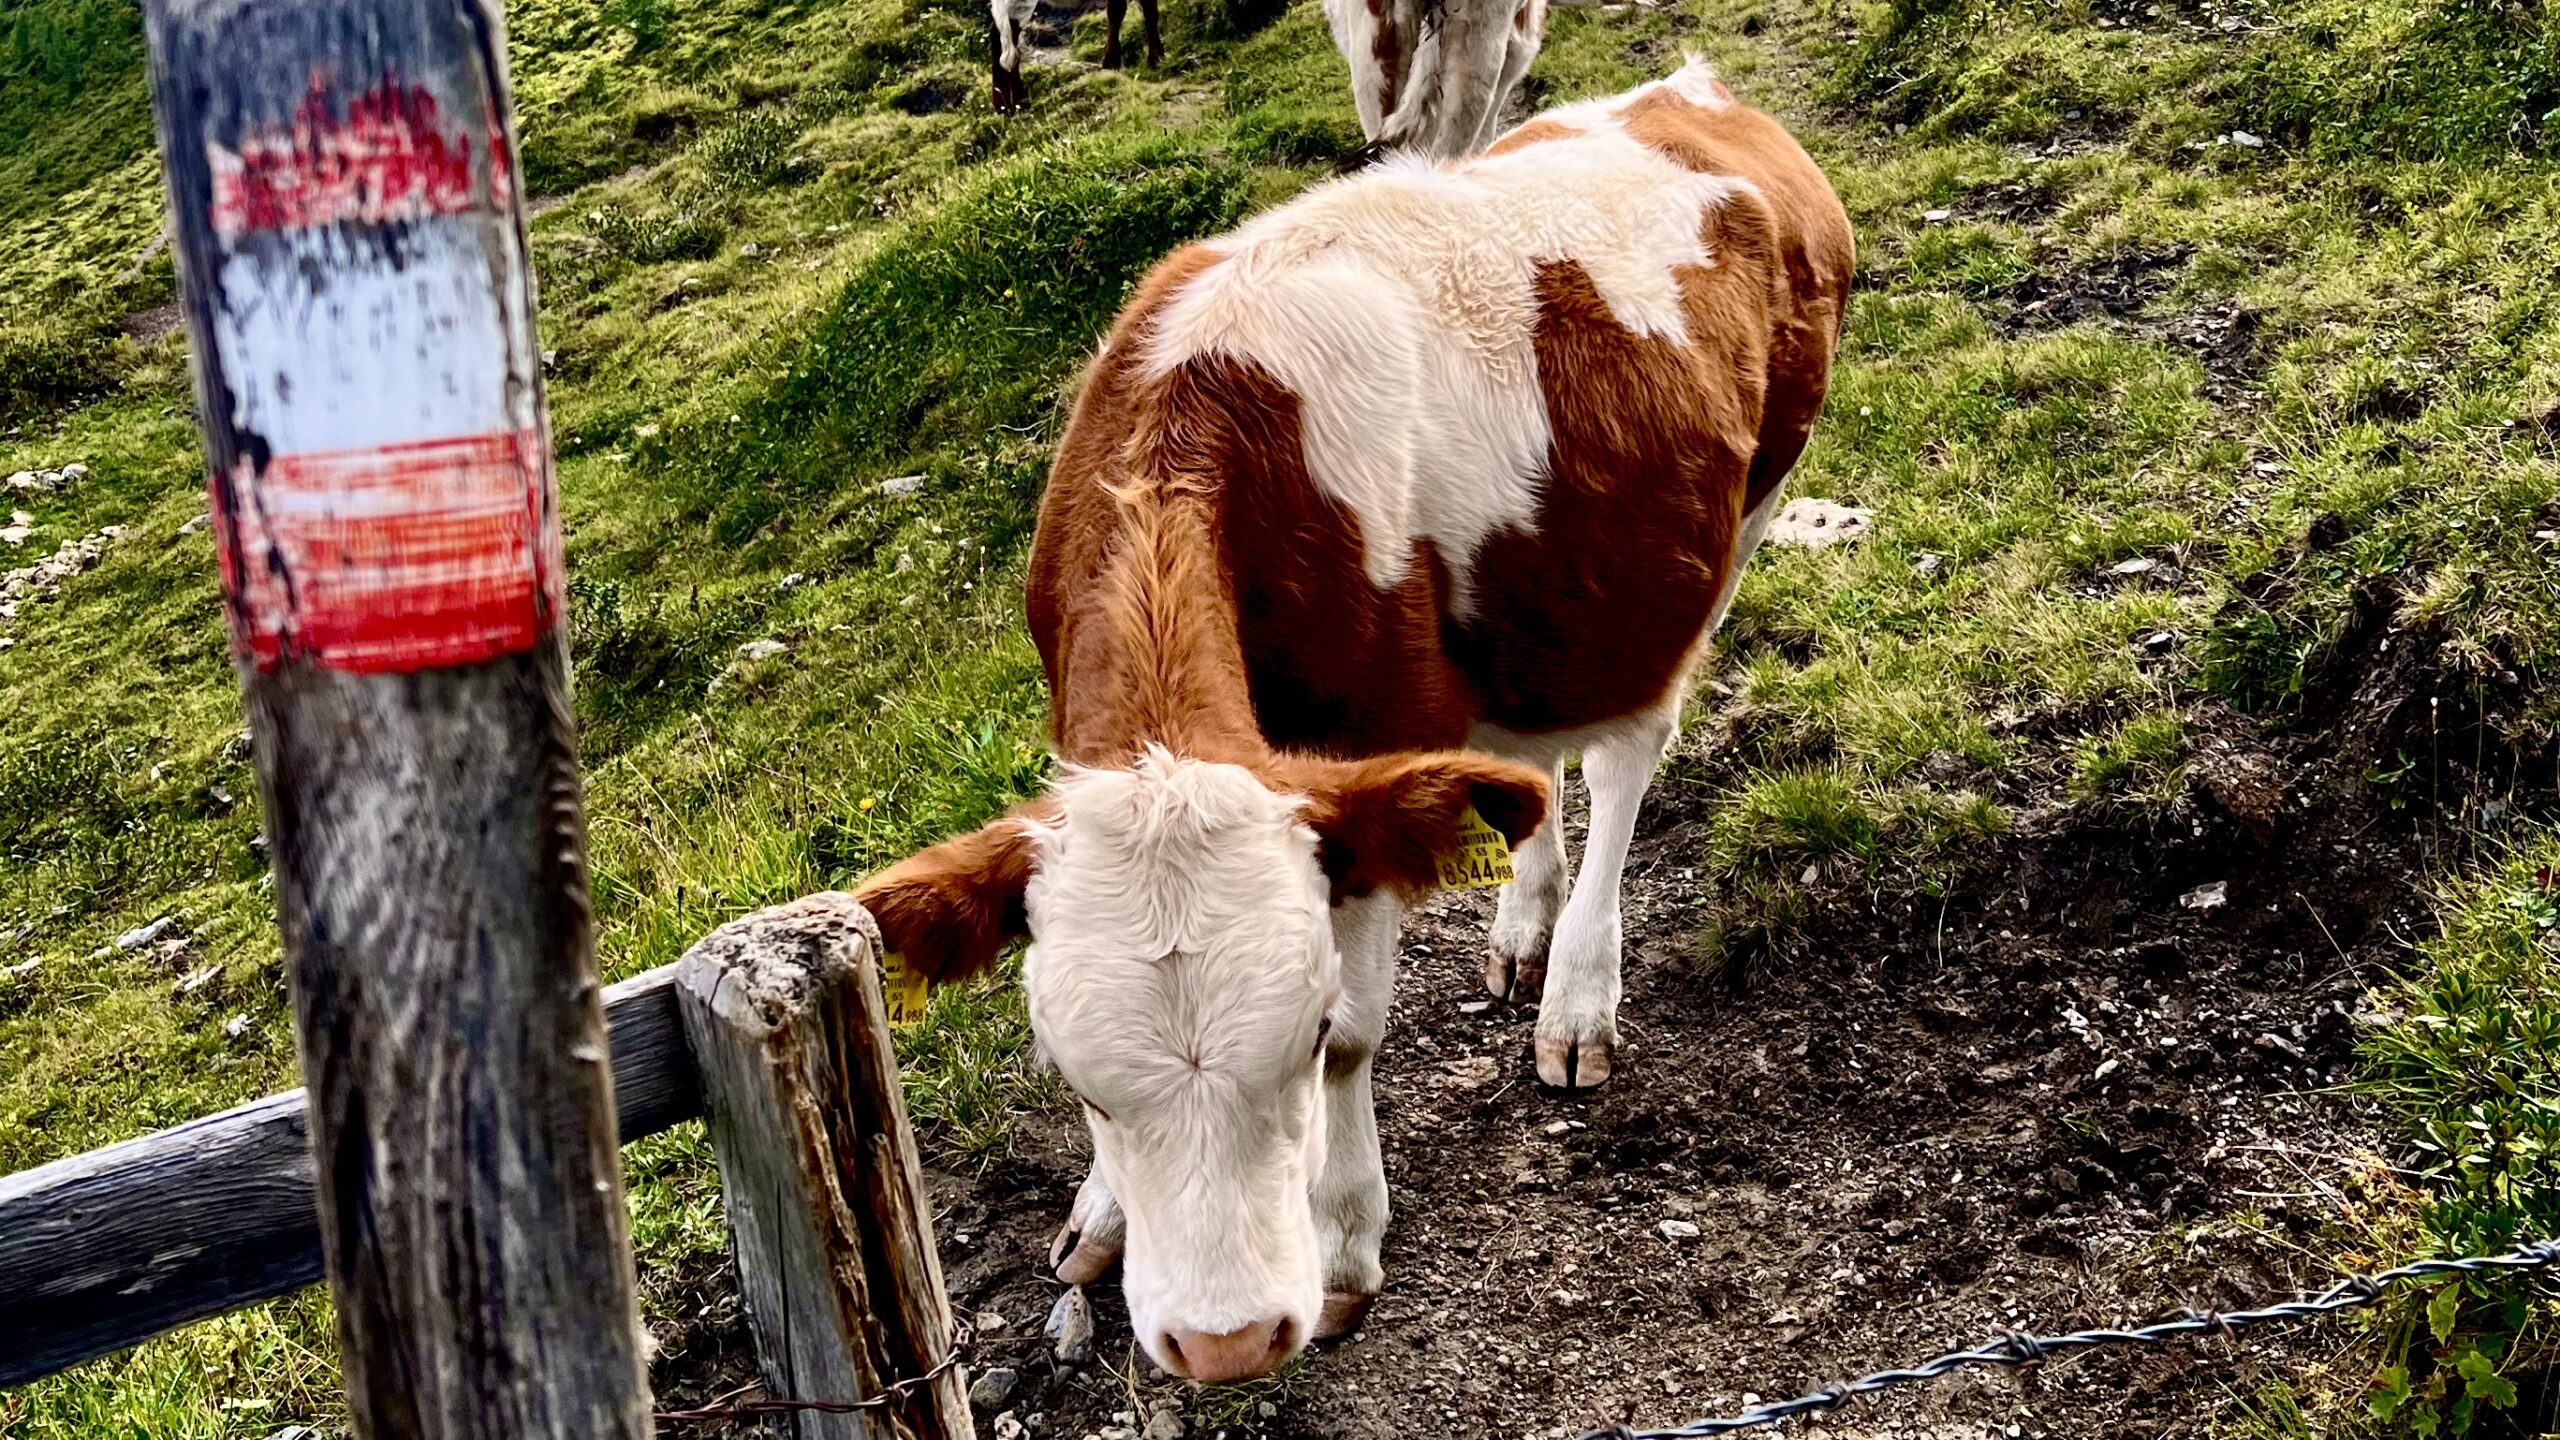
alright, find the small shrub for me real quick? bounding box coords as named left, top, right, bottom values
left=2070, top=710, right=2188, bottom=810
left=699, top=108, right=807, bottom=190
left=0, top=315, right=122, bottom=423
left=585, top=200, right=726, bottom=265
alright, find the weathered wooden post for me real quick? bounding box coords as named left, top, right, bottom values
left=677, top=895, right=974, bottom=1440
left=140, top=3, right=651, bottom=1437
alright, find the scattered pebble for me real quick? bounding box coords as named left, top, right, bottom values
left=1141, top=1404, right=1183, bottom=1440
left=2139, top=630, right=2177, bottom=652
left=879, top=474, right=926, bottom=497
left=1658, top=1218, right=1702, bottom=1241
left=1047, top=1286, right=1094, bottom=1366
left=5, top=463, right=84, bottom=494
left=178, top=513, right=213, bottom=537
left=2230, top=129, right=2263, bottom=148
left=1457, top=999, right=1492, bottom=1015
left=2110, top=557, right=2159, bottom=575
left=994, top=1415, right=1025, bottom=1440
left=175, top=964, right=222, bottom=996
left=1767, top=498, right=1873, bottom=549
left=2180, top=880, right=2229, bottom=911
left=777, top=572, right=809, bottom=591
left=1912, top=552, right=1945, bottom=578
left=2, top=956, right=40, bottom=983
left=224, top=1013, right=252, bottom=1039
left=970, top=1366, right=1020, bottom=1410
left=1921, top=208, right=1953, bottom=223
left=2, top=511, right=31, bottom=546
left=738, top=639, right=789, bottom=661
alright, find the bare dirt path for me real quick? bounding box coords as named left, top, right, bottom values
left=896, top=676, right=2434, bottom=1440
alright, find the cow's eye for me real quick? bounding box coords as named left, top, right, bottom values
left=1311, top=1013, right=1334, bottom=1059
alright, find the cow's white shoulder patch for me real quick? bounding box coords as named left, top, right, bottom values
left=1142, top=114, right=1737, bottom=611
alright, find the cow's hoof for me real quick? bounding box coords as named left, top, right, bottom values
left=1316, top=1290, right=1377, bottom=1340
left=1050, top=1174, right=1126, bottom=1283
left=1483, top=935, right=1548, bottom=1003
left=1534, top=1028, right=1614, bottom=1090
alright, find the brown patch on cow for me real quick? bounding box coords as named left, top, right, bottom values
left=855, top=810, right=1049, bottom=980
left=1482, top=117, right=1581, bottom=156
left=1371, top=12, right=1409, bottom=128
left=1443, top=259, right=1751, bottom=732
left=1618, top=89, right=1854, bottom=509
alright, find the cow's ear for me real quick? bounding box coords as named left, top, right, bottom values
left=855, top=815, right=1043, bottom=981
left=1296, top=752, right=1549, bottom=901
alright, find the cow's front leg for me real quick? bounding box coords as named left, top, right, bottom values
left=1314, top=892, right=1399, bottom=1337
left=1050, top=1167, right=1125, bottom=1284
left=1536, top=703, right=1675, bottom=1090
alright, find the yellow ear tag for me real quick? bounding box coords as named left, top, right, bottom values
left=1435, top=804, right=1517, bottom=891
left=878, top=950, right=930, bottom=1029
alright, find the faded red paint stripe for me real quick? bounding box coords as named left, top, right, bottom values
left=209, top=77, right=509, bottom=237
left=219, top=430, right=562, bottom=674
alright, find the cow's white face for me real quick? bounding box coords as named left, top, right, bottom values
left=855, top=743, right=1547, bottom=1382
left=1021, top=752, right=1339, bottom=1382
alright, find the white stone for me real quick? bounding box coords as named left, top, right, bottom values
left=1766, top=498, right=1874, bottom=549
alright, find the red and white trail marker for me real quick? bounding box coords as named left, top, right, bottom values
left=199, top=77, right=559, bottom=674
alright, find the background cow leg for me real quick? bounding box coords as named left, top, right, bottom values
left=1314, top=891, right=1399, bottom=1337
left=1102, top=0, right=1126, bottom=68
left=1472, top=726, right=1573, bottom=1002
left=1049, top=1167, right=1126, bottom=1284
left=1534, top=702, right=1676, bottom=1090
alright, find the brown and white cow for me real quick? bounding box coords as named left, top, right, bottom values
left=859, top=62, right=1852, bottom=1384
left=992, top=0, right=1158, bottom=113
left=1326, top=0, right=1549, bottom=158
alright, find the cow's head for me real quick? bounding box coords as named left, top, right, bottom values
left=860, top=745, right=1544, bottom=1381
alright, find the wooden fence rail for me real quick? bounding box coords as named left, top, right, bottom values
left=0, top=968, right=692, bottom=1389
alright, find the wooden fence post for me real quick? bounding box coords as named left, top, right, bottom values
left=140, top=2, right=650, bottom=1438
left=676, top=895, right=974, bottom=1440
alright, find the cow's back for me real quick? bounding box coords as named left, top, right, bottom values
left=1028, top=64, right=1851, bottom=754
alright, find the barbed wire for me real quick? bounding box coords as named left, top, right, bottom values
left=1583, top=1238, right=2560, bottom=1439
left=654, top=1335, right=967, bottom=1426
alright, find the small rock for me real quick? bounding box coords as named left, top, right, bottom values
left=2231, top=130, right=2263, bottom=149
left=1047, top=1286, right=1095, bottom=1366
left=2, top=471, right=33, bottom=491
left=976, top=1310, right=1007, bottom=1334
left=178, top=513, right=213, bottom=537
left=1912, top=552, right=1945, bottom=578
left=879, top=474, right=926, bottom=497
left=2180, top=880, right=2229, bottom=911
left=777, top=572, right=809, bottom=591
left=634, top=422, right=661, bottom=439
left=994, top=1415, right=1026, bottom=1440
left=2139, top=630, right=2177, bottom=652
left=970, top=1366, right=1020, bottom=1410
left=2093, top=1058, right=2121, bottom=1080
left=176, top=963, right=222, bottom=996
left=1767, top=498, right=1873, bottom=549
left=1921, top=208, right=1954, bottom=223
left=1513, top=1169, right=1553, bottom=1193
left=1657, top=1219, right=1702, bottom=1241
left=2110, top=557, right=2159, bottom=575
left=1439, top=1055, right=1499, bottom=1089
left=541, top=349, right=560, bottom=371
left=2, top=511, right=31, bottom=546
left=116, top=916, right=177, bottom=951
left=738, top=639, right=788, bottom=661
left=1458, top=999, right=1492, bottom=1015
left=740, top=242, right=762, bottom=258
left=224, top=1013, right=252, bottom=1039
left=1543, top=1120, right=1573, bottom=1137
left=2, top=956, right=40, bottom=983
left=1142, top=1405, right=1183, bottom=1440
left=264, top=1428, right=315, bottom=1440
left=1257, top=1402, right=1279, bottom=1420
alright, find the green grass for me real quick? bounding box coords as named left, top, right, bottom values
left=5, top=0, right=2560, bottom=1433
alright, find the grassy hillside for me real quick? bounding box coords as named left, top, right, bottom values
left=2, top=0, right=2556, bottom=1433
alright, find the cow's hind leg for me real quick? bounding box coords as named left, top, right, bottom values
left=1314, top=891, right=1400, bottom=1337
left=1535, top=702, right=1677, bottom=1090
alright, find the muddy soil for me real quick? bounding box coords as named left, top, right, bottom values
left=798, top=622, right=2558, bottom=1440
left=645, top=596, right=2559, bottom=1437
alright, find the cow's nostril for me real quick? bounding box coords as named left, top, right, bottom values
left=1267, top=1317, right=1297, bottom=1361
left=1159, top=1331, right=1189, bottom=1377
